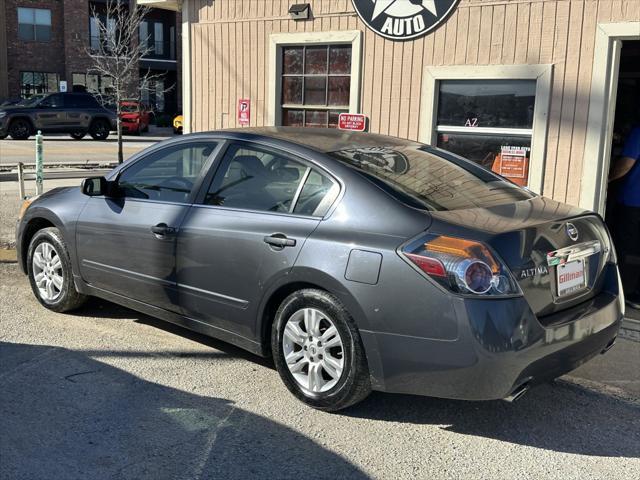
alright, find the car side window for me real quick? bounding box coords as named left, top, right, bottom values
left=293, top=169, right=340, bottom=217
left=203, top=142, right=338, bottom=216
left=118, top=141, right=217, bottom=203
left=68, top=95, right=98, bottom=108
left=40, top=94, right=64, bottom=108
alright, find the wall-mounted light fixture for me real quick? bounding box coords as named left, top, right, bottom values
left=288, top=3, right=311, bottom=21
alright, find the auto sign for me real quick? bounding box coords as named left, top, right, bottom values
left=352, top=0, right=461, bottom=41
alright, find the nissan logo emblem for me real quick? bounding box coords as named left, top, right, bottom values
left=566, top=223, right=579, bottom=241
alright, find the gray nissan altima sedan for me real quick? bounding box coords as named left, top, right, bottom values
left=16, top=127, right=624, bottom=411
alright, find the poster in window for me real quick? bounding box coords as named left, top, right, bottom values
left=491, top=146, right=530, bottom=187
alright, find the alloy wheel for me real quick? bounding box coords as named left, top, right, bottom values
left=32, top=241, right=63, bottom=302
left=282, top=307, right=345, bottom=393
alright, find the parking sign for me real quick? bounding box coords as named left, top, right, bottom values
left=237, top=99, right=250, bottom=126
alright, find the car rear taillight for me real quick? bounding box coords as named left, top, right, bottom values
left=400, top=234, right=521, bottom=296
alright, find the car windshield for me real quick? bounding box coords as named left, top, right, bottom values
left=19, top=95, right=47, bottom=107
left=120, top=104, right=140, bottom=113
left=328, top=145, right=534, bottom=211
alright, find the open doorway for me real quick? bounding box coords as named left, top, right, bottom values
left=606, top=40, right=640, bottom=319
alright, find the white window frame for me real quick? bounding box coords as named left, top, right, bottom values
left=268, top=31, right=362, bottom=127
left=18, top=7, right=51, bottom=42
left=419, top=65, right=553, bottom=195
left=581, top=22, right=640, bottom=214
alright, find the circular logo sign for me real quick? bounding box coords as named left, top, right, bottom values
left=352, top=0, right=461, bottom=41
left=336, top=147, right=410, bottom=174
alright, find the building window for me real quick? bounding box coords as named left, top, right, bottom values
left=20, top=72, right=59, bottom=97
left=435, top=80, right=536, bottom=187
left=154, top=22, right=164, bottom=56
left=280, top=45, right=351, bottom=128
left=90, top=14, right=116, bottom=52
left=141, top=77, right=166, bottom=112
left=140, top=21, right=174, bottom=59
left=18, top=8, right=51, bottom=42
left=72, top=73, right=113, bottom=95
left=420, top=65, right=553, bottom=194
left=268, top=31, right=362, bottom=128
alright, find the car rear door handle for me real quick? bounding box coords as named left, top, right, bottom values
left=263, top=234, right=296, bottom=248
left=151, top=223, right=177, bottom=237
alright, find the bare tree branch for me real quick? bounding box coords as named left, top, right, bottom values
left=85, top=0, right=173, bottom=163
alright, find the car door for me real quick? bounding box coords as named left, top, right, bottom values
left=75, top=140, right=221, bottom=311
left=177, top=141, right=341, bottom=340
left=65, top=94, right=96, bottom=129
left=34, top=94, right=66, bottom=131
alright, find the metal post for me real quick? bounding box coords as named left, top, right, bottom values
left=35, top=130, right=43, bottom=195
left=17, top=162, right=25, bottom=199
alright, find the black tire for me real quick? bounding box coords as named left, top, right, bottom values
left=271, top=289, right=371, bottom=411
left=8, top=118, right=32, bottom=140
left=70, top=132, right=86, bottom=140
left=89, top=119, right=110, bottom=140
left=27, top=227, right=87, bottom=313
left=0, top=133, right=8, bottom=140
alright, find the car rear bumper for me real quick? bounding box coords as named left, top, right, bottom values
left=120, top=120, right=139, bottom=132
left=360, top=264, right=623, bottom=400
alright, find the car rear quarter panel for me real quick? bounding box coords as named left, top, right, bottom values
left=272, top=171, right=465, bottom=388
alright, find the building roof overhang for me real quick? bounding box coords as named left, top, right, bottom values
left=135, top=0, right=181, bottom=12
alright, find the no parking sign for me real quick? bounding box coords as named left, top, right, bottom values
left=237, top=99, right=250, bottom=126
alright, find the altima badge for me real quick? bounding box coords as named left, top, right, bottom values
left=519, top=265, right=549, bottom=279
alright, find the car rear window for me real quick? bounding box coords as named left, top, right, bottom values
left=328, top=145, right=534, bottom=211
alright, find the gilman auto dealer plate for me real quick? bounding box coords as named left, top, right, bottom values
left=352, top=0, right=461, bottom=41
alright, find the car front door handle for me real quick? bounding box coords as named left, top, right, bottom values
left=151, top=223, right=177, bottom=237
left=263, top=234, right=296, bottom=248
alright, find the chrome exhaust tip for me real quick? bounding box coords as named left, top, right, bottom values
left=503, top=382, right=530, bottom=403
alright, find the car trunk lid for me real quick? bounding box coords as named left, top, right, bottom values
left=429, top=196, right=614, bottom=318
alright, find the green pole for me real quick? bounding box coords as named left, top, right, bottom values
left=35, top=130, right=43, bottom=195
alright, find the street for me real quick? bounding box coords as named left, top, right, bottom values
left=0, top=132, right=170, bottom=167
left=1, top=261, right=639, bottom=480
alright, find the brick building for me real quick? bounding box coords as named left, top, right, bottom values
left=0, top=0, right=182, bottom=115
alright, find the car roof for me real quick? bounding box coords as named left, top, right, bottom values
left=221, top=127, right=423, bottom=154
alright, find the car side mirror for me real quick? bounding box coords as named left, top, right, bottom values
left=81, top=176, right=110, bottom=196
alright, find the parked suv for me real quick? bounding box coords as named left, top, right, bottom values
left=0, top=92, right=117, bottom=140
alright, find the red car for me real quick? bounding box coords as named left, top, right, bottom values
left=119, top=101, right=151, bottom=135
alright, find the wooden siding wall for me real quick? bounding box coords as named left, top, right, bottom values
left=188, top=0, right=640, bottom=205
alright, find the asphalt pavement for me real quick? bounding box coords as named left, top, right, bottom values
left=1, top=262, right=639, bottom=480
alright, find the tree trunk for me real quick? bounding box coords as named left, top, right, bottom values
left=116, top=97, right=123, bottom=164
left=117, top=118, right=123, bottom=164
